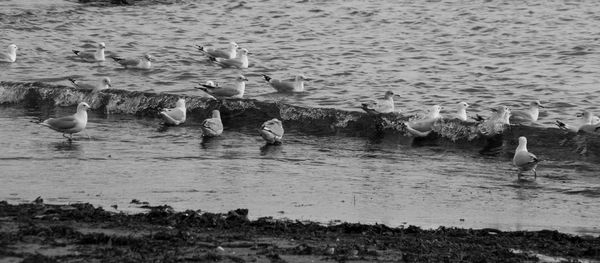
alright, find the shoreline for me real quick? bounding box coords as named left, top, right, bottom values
left=1, top=200, right=598, bottom=262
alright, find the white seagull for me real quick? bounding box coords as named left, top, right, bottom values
left=68, top=77, right=112, bottom=92
left=556, top=111, right=600, bottom=133
left=201, top=110, right=224, bottom=137
left=73, top=42, right=106, bottom=62
left=513, top=136, right=539, bottom=179
left=209, top=48, right=249, bottom=69
left=361, top=91, right=396, bottom=114
left=197, top=41, right=238, bottom=59
left=196, top=75, right=248, bottom=99
left=111, top=54, right=153, bottom=69
left=260, top=118, right=284, bottom=145
left=40, top=102, right=90, bottom=141
left=263, top=74, right=310, bottom=93
left=453, top=101, right=469, bottom=121
left=1, top=44, right=18, bottom=63
left=403, top=105, right=442, bottom=137
left=159, top=98, right=186, bottom=126
left=510, top=100, right=544, bottom=124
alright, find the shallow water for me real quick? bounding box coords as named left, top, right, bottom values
left=1, top=105, right=599, bottom=235
left=1, top=0, right=600, bottom=235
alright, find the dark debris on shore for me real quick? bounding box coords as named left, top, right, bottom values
left=0, top=200, right=599, bottom=262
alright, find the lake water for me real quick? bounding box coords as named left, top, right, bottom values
left=1, top=0, right=600, bottom=235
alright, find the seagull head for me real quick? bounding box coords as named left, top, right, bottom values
left=98, top=42, right=106, bottom=49
left=237, top=75, right=249, bottom=82
left=176, top=98, right=186, bottom=108
left=8, top=44, right=17, bottom=52
left=458, top=101, right=469, bottom=110
left=532, top=100, right=544, bottom=108
left=78, top=102, right=91, bottom=112
left=297, top=75, right=311, bottom=81
left=144, top=54, right=154, bottom=61
left=230, top=42, right=239, bottom=49
left=384, top=91, right=395, bottom=99
left=239, top=48, right=249, bottom=55
left=518, top=136, right=527, bottom=146
left=102, top=77, right=112, bottom=87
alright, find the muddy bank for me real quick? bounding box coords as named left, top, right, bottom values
left=0, top=200, right=598, bottom=262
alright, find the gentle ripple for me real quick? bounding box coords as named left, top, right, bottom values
left=1, top=0, right=600, bottom=235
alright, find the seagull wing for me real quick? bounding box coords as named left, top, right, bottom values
left=41, top=116, right=78, bottom=131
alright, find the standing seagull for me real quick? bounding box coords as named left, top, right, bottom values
left=201, top=110, right=224, bottom=137
left=197, top=41, right=238, bottom=59
left=196, top=75, right=248, bottom=99
left=361, top=91, right=396, bottom=114
left=160, top=98, right=186, bottom=126
left=510, top=100, right=544, bottom=124
left=1, top=44, right=18, bottom=63
left=112, top=54, right=153, bottom=69
left=260, top=118, right=284, bottom=145
left=40, top=102, right=90, bottom=141
left=68, top=77, right=112, bottom=92
left=263, top=74, right=310, bottom=92
left=73, top=42, right=106, bottom=62
left=453, top=101, right=469, bottom=121
left=209, top=48, right=249, bottom=69
left=513, top=136, right=539, bottom=179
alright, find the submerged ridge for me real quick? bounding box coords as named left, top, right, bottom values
left=1, top=81, right=599, bottom=160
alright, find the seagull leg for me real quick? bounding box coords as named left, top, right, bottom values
left=533, top=169, right=537, bottom=179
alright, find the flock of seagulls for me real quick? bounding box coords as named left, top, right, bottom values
left=1, top=40, right=597, bottom=178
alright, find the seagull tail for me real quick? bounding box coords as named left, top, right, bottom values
left=196, top=45, right=206, bottom=52
left=262, top=74, right=272, bottom=82
left=67, top=78, right=77, bottom=85
left=110, top=56, right=123, bottom=62
left=72, top=50, right=80, bottom=56
left=208, top=56, right=217, bottom=62
left=195, top=87, right=209, bottom=93
left=555, top=120, right=567, bottom=129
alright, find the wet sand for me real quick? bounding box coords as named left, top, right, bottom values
left=1, top=200, right=598, bottom=262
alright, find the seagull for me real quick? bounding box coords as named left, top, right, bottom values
left=513, top=136, right=539, bottom=179
left=263, top=74, right=310, bottom=92
left=159, top=98, right=186, bottom=126
left=453, top=101, right=469, bottom=121
left=201, top=110, right=224, bottom=137
left=403, top=105, right=442, bottom=137
left=40, top=102, right=90, bottom=141
left=111, top=54, right=153, bottom=69
left=477, top=105, right=511, bottom=136
left=68, top=77, right=112, bottom=92
left=209, top=48, right=249, bottom=69
left=556, top=110, right=600, bottom=133
left=1, top=44, right=18, bottom=63
left=196, top=41, right=238, bottom=59
left=73, top=42, right=106, bottom=62
left=510, top=100, right=544, bottom=124
left=195, top=75, right=248, bottom=99
left=361, top=91, right=396, bottom=114
left=260, top=118, right=284, bottom=145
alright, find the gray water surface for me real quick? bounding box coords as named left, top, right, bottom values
left=1, top=0, right=600, bottom=235
left=1, top=105, right=599, bottom=235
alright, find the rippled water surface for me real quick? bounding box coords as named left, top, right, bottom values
left=1, top=0, right=600, bottom=235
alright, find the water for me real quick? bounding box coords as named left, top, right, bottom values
left=1, top=0, right=600, bottom=235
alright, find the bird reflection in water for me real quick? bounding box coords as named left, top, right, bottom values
left=260, top=144, right=282, bottom=157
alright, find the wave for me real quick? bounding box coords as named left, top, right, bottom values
left=1, top=81, right=599, bottom=161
